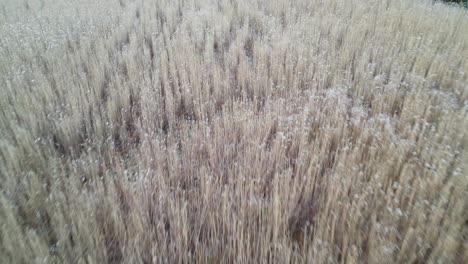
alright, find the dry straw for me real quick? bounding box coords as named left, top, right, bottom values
left=0, top=0, right=467, bottom=263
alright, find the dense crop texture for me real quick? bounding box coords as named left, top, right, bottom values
left=1, top=0, right=467, bottom=263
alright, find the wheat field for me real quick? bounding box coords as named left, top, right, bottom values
left=0, top=0, right=467, bottom=263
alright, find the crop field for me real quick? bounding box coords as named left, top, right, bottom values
left=0, top=0, right=467, bottom=263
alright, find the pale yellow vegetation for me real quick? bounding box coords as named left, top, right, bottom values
left=0, top=0, right=467, bottom=263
